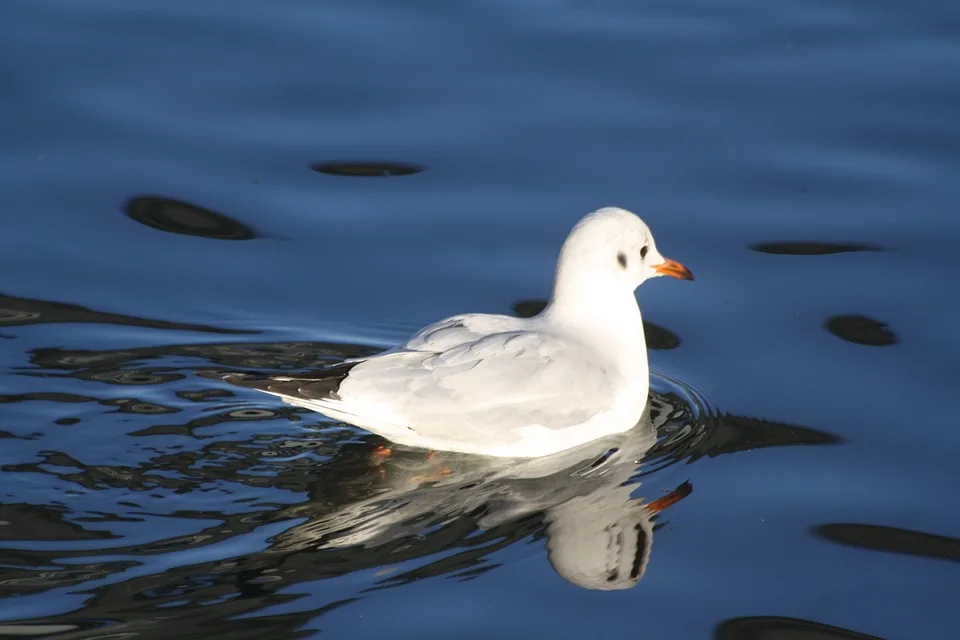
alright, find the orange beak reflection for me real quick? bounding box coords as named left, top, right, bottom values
left=653, top=257, right=694, bottom=281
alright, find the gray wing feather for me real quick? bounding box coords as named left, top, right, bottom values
left=403, top=314, right=528, bottom=352
left=205, top=314, right=619, bottom=451
left=202, top=361, right=358, bottom=402
left=340, top=330, right=616, bottom=437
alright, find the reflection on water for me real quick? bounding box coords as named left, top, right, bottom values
left=266, top=417, right=691, bottom=591
left=814, top=524, right=960, bottom=563
left=0, top=323, right=841, bottom=635
left=0, top=293, right=254, bottom=334
left=750, top=242, right=882, bottom=255
left=124, top=196, right=259, bottom=240
left=716, top=616, right=887, bottom=640
left=824, top=315, right=898, bottom=346
left=309, top=161, right=425, bottom=177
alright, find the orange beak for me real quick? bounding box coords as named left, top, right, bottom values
left=653, top=257, right=694, bottom=281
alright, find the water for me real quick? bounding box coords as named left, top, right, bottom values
left=1, top=0, right=958, bottom=637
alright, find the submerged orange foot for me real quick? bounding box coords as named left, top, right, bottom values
left=411, top=450, right=452, bottom=483
left=371, top=444, right=392, bottom=462
left=410, top=467, right=452, bottom=484
left=371, top=445, right=392, bottom=479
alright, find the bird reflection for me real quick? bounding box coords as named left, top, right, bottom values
left=268, top=405, right=690, bottom=591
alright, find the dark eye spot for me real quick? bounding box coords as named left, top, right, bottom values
left=640, top=245, right=649, bottom=259
left=617, top=252, right=628, bottom=268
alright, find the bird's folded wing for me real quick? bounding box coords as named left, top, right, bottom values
left=403, top=314, right=529, bottom=352
left=339, top=330, right=617, bottom=437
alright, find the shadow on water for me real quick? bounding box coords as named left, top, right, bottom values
left=0, top=298, right=843, bottom=637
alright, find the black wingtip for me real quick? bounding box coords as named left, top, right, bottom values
left=195, top=362, right=360, bottom=401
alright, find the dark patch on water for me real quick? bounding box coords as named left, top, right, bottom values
left=0, top=293, right=255, bottom=334
left=814, top=523, right=960, bottom=563
left=750, top=242, right=882, bottom=255
left=825, top=315, right=898, bottom=346
left=511, top=299, right=547, bottom=318
left=641, top=322, right=682, bottom=351
left=716, top=616, right=888, bottom=640
left=310, top=162, right=425, bottom=177
left=124, top=196, right=258, bottom=240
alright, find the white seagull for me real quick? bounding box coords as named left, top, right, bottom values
left=210, top=207, right=693, bottom=458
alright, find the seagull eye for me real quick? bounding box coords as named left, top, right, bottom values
left=640, top=245, right=649, bottom=259
left=617, top=252, right=628, bottom=268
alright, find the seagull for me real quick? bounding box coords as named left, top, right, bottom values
left=207, top=207, right=693, bottom=458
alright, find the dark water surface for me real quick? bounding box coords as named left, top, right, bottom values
left=2, top=0, right=959, bottom=638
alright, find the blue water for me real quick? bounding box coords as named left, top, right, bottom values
left=1, top=0, right=958, bottom=638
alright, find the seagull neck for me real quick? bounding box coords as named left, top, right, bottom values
left=543, top=284, right=649, bottom=380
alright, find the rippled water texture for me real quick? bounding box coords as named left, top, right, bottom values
left=1, top=0, right=959, bottom=638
